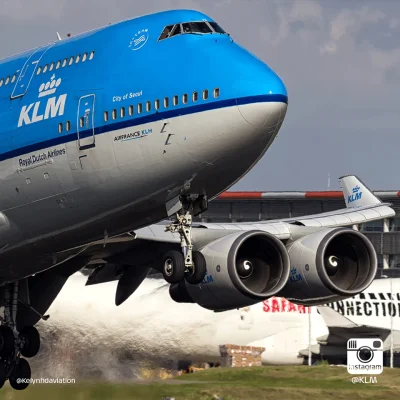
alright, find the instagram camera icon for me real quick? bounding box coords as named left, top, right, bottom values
left=347, top=338, right=383, bottom=375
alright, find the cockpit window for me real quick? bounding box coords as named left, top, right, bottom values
left=158, top=20, right=226, bottom=41
left=182, top=22, right=212, bottom=34
left=208, top=22, right=225, bottom=34
left=159, top=25, right=174, bottom=40
left=169, top=24, right=182, bottom=37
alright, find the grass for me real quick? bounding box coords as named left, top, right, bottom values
left=1, top=365, right=400, bottom=400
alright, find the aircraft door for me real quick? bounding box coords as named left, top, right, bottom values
left=11, top=44, right=54, bottom=99
left=77, top=95, right=95, bottom=149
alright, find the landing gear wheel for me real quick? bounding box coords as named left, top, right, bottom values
left=162, top=250, right=185, bottom=283
left=19, top=326, right=41, bottom=358
left=9, top=358, right=31, bottom=390
left=0, top=326, right=15, bottom=357
left=0, top=361, right=6, bottom=389
left=185, top=251, right=207, bottom=285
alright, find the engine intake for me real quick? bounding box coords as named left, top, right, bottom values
left=170, top=230, right=290, bottom=311
left=278, top=227, right=377, bottom=305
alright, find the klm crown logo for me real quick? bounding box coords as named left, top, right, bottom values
left=129, top=29, right=149, bottom=51
left=348, top=185, right=363, bottom=204
left=289, top=267, right=303, bottom=283
left=39, top=74, right=62, bottom=98
left=18, top=73, right=67, bottom=128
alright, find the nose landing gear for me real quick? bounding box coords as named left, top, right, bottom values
left=163, top=195, right=207, bottom=285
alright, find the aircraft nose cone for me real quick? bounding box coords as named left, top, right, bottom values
left=237, top=70, right=288, bottom=128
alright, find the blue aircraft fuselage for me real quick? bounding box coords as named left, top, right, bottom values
left=0, top=9, right=288, bottom=281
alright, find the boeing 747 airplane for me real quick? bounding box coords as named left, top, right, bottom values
left=0, top=9, right=394, bottom=390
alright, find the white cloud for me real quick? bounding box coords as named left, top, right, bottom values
left=322, top=6, right=385, bottom=54
left=261, top=0, right=323, bottom=47
left=288, top=0, right=323, bottom=26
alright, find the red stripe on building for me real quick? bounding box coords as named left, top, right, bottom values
left=217, top=192, right=263, bottom=199
left=304, top=191, right=344, bottom=199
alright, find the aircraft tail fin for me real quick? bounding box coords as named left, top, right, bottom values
left=317, top=306, right=359, bottom=328
left=340, top=175, right=381, bottom=208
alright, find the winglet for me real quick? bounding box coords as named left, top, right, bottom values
left=340, top=175, right=381, bottom=208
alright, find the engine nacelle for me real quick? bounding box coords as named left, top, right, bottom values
left=278, top=227, right=377, bottom=305
left=170, top=230, right=290, bottom=311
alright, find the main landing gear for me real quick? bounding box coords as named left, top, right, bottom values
left=162, top=194, right=207, bottom=285
left=0, top=282, right=41, bottom=390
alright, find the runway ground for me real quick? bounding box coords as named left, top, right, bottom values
left=2, top=364, right=400, bottom=399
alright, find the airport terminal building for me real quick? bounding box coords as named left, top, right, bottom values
left=194, top=189, right=400, bottom=276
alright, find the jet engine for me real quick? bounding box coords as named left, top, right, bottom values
left=169, top=230, right=290, bottom=311
left=278, top=227, right=377, bottom=305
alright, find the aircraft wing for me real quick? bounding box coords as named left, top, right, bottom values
left=134, top=174, right=394, bottom=241
left=53, top=174, right=394, bottom=267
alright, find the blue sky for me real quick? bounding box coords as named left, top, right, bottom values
left=1, top=0, right=399, bottom=190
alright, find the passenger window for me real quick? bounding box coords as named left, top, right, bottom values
left=146, top=101, right=151, bottom=112
left=11, top=75, right=16, bottom=83
left=203, top=89, right=209, bottom=100
left=0, top=79, right=3, bottom=87
left=128, top=105, right=134, bottom=115
left=121, top=107, right=125, bottom=118
left=76, top=55, right=81, bottom=63
left=158, top=25, right=174, bottom=40
left=5, top=77, right=9, bottom=85
left=66, top=121, right=71, bottom=131
left=62, top=59, right=67, bottom=67
left=43, top=65, right=48, bottom=73
left=214, top=88, right=220, bottom=98
left=79, top=117, right=84, bottom=127
left=193, top=91, right=198, bottom=102
left=58, top=123, right=63, bottom=133
left=36, top=67, right=41, bottom=75
left=138, top=103, right=142, bottom=114
left=164, top=97, right=169, bottom=108
left=112, top=109, right=117, bottom=120
left=155, top=99, right=160, bottom=110
left=56, top=61, right=61, bottom=69
left=69, top=56, right=74, bottom=65
left=49, top=62, right=55, bottom=71
left=182, top=22, right=212, bottom=34
left=104, top=111, right=109, bottom=121
left=82, top=53, right=88, bottom=62
left=173, top=95, right=178, bottom=106
left=89, top=51, right=95, bottom=60
left=182, top=94, right=188, bottom=104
